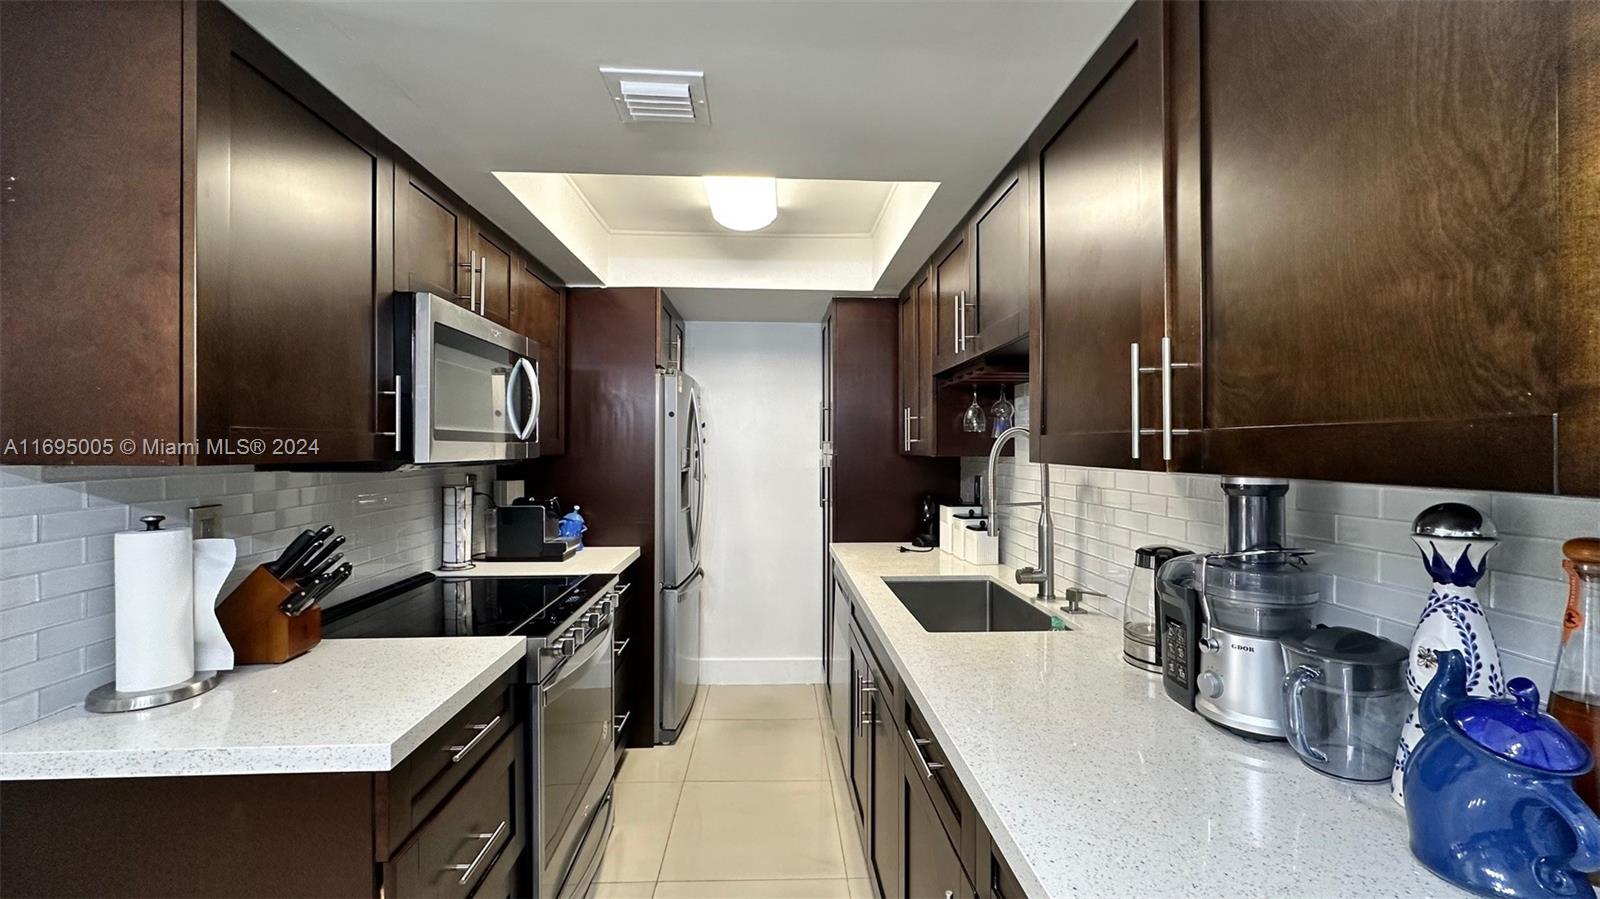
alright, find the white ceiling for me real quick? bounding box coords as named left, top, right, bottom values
left=226, top=0, right=1134, bottom=319
left=567, top=175, right=894, bottom=236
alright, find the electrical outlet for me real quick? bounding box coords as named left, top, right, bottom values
left=189, top=504, right=222, bottom=539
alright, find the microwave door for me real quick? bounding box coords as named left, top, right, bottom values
left=409, top=293, right=537, bottom=464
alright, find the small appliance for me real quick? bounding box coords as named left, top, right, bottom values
left=1406, top=649, right=1600, bottom=899
left=1124, top=545, right=1187, bottom=673
left=1280, top=625, right=1409, bottom=782
left=1157, top=477, right=1320, bottom=739
left=398, top=292, right=542, bottom=464
left=325, top=572, right=624, bottom=899
left=496, top=503, right=580, bottom=561
left=913, top=493, right=939, bottom=548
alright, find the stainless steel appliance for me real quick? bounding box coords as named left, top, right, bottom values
left=656, top=369, right=706, bottom=743
left=1123, top=545, right=1186, bottom=672
left=1281, top=625, right=1409, bottom=782
left=325, top=572, right=622, bottom=899
left=1157, top=478, right=1320, bottom=740
left=399, top=292, right=542, bottom=464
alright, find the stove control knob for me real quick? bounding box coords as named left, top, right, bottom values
left=542, top=635, right=577, bottom=658
left=1197, top=671, right=1223, bottom=699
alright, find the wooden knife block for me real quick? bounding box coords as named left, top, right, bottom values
left=216, top=566, right=320, bottom=664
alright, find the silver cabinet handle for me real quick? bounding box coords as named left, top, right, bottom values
left=1161, top=336, right=1198, bottom=461
left=478, top=255, right=489, bottom=315
left=460, top=250, right=478, bottom=308
left=380, top=375, right=403, bottom=453
left=906, top=729, right=946, bottom=780
left=1130, top=343, right=1141, bottom=460
left=613, top=638, right=629, bottom=657
left=819, top=462, right=829, bottom=508
left=444, top=819, right=508, bottom=885
left=952, top=290, right=963, bottom=354
left=446, top=714, right=502, bottom=763
left=903, top=407, right=912, bottom=452
left=614, top=711, right=631, bottom=736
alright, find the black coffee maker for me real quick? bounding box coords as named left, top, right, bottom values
left=913, top=493, right=939, bottom=548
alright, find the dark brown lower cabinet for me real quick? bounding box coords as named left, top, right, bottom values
left=0, top=674, right=524, bottom=899
left=901, top=736, right=975, bottom=899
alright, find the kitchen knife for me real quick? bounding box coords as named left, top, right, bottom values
left=281, top=572, right=329, bottom=616
left=294, top=563, right=353, bottom=614
left=279, top=537, right=325, bottom=583
left=304, top=551, right=344, bottom=582
left=292, top=534, right=345, bottom=580
left=267, top=529, right=316, bottom=577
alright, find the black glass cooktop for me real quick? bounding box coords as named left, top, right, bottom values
left=323, top=573, right=612, bottom=640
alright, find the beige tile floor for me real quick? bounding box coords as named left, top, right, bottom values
left=598, top=684, right=873, bottom=899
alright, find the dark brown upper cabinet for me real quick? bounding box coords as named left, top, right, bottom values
left=899, top=269, right=997, bottom=460
left=967, top=159, right=1029, bottom=357
left=512, top=260, right=567, bottom=455
left=193, top=0, right=396, bottom=464
left=0, top=2, right=569, bottom=467
left=1167, top=0, right=1599, bottom=494
left=0, top=0, right=185, bottom=464
left=931, top=236, right=972, bottom=374
left=394, top=166, right=469, bottom=303
left=470, top=221, right=515, bottom=328
left=1027, top=0, right=1168, bottom=472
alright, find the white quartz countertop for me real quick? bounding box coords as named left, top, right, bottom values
left=0, top=637, right=525, bottom=781
left=434, top=545, right=641, bottom=578
left=830, top=543, right=1465, bottom=899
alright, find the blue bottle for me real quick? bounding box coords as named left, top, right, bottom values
left=558, top=505, right=587, bottom=550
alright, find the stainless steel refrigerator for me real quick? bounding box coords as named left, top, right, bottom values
left=656, top=369, right=707, bottom=742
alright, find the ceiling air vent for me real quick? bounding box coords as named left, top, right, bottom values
left=600, top=68, right=709, bottom=125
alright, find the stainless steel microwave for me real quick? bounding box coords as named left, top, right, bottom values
left=400, top=292, right=541, bottom=464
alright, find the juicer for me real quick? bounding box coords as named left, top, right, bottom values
left=1161, top=477, right=1320, bottom=740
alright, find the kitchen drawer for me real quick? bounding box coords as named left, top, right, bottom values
left=901, top=693, right=977, bottom=884
left=976, top=823, right=1027, bottom=899
left=849, top=613, right=899, bottom=729
left=381, top=669, right=518, bottom=855
left=386, top=724, right=525, bottom=899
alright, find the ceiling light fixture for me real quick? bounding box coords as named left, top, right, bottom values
left=703, top=176, right=777, bottom=232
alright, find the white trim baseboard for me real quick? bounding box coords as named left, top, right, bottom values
left=700, top=657, right=822, bottom=685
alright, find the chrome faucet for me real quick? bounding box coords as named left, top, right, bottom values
left=984, top=427, right=1074, bottom=611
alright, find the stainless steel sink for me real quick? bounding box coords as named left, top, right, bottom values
left=884, top=579, right=1061, bottom=633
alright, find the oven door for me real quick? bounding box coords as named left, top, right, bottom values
left=409, top=292, right=541, bottom=464
left=538, top=620, right=615, bottom=898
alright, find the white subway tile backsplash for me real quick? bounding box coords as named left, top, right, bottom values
left=0, top=463, right=492, bottom=732
left=965, top=385, right=1599, bottom=697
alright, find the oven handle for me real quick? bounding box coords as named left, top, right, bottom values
left=542, top=622, right=611, bottom=700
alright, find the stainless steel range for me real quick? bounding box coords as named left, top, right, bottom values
left=325, top=572, right=622, bottom=898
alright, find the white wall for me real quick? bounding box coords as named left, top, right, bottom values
left=685, top=321, right=823, bottom=684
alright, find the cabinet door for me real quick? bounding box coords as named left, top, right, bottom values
left=868, top=658, right=901, bottom=899
left=970, top=162, right=1028, bottom=355
left=902, top=740, right=973, bottom=899
left=194, top=2, right=395, bottom=463
left=847, top=642, right=871, bottom=833
left=898, top=290, right=918, bottom=456
left=471, top=224, right=514, bottom=327
left=932, top=237, right=971, bottom=373
left=1174, top=1, right=1584, bottom=494
left=912, top=271, right=937, bottom=456
left=512, top=260, right=566, bottom=454
left=0, top=1, right=184, bottom=464
left=1028, top=1, right=1167, bottom=471
left=395, top=167, right=468, bottom=302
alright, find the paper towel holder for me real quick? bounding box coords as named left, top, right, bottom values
left=85, top=670, right=220, bottom=713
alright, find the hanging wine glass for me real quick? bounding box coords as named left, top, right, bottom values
left=990, top=386, right=1016, bottom=436
left=962, top=385, right=987, bottom=434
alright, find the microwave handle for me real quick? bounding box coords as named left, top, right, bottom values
left=506, top=357, right=537, bottom=442
left=528, top=358, right=542, bottom=445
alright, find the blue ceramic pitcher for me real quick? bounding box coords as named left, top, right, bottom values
left=1405, top=650, right=1600, bottom=898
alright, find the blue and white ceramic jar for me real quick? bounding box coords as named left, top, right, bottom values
left=1392, top=502, right=1505, bottom=806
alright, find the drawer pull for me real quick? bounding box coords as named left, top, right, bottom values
left=446, top=714, right=502, bottom=764
left=907, top=729, right=946, bottom=780
left=613, top=638, right=630, bottom=658
left=614, top=711, right=631, bottom=736
left=444, top=819, right=509, bottom=885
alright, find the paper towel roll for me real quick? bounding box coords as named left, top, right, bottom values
left=113, top=518, right=195, bottom=692
left=192, top=538, right=236, bottom=672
